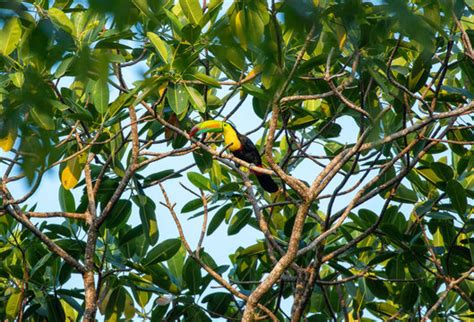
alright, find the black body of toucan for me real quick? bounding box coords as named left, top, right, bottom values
left=231, top=132, right=279, bottom=193
left=190, top=120, right=279, bottom=193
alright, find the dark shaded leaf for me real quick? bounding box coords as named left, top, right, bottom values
left=143, top=239, right=182, bottom=266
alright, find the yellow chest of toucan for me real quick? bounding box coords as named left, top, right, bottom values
left=223, top=125, right=242, bottom=151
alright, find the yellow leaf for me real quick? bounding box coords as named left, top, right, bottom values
left=241, top=65, right=262, bottom=84
left=158, top=81, right=168, bottom=97
left=335, top=23, right=347, bottom=50
left=124, top=293, right=135, bottom=319
left=61, top=153, right=86, bottom=190
left=60, top=299, right=78, bottom=321
left=0, top=123, right=17, bottom=152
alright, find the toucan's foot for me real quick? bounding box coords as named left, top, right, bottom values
left=249, top=163, right=258, bottom=174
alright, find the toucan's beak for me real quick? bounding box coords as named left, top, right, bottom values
left=189, top=126, right=200, bottom=137
left=189, top=120, right=223, bottom=137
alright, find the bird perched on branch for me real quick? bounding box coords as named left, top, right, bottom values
left=189, top=120, right=279, bottom=193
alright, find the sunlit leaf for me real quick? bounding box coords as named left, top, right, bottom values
left=49, top=8, right=76, bottom=35
left=191, top=73, right=221, bottom=88
left=6, top=290, right=21, bottom=320
left=187, top=172, right=211, bottom=190
left=179, top=0, right=203, bottom=25
left=61, top=152, right=86, bottom=190
left=0, top=17, right=22, bottom=56
left=184, top=85, right=206, bottom=113
left=147, top=32, right=171, bottom=64
left=167, top=83, right=188, bottom=116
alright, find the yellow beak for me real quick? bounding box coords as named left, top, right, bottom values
left=189, top=120, right=224, bottom=137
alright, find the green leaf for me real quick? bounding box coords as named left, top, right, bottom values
left=202, top=292, right=232, bottom=318
left=431, top=162, right=454, bottom=182
left=167, top=245, right=186, bottom=284
left=54, top=57, right=75, bottom=78
left=104, top=287, right=126, bottom=321
left=184, top=85, right=206, bottom=113
left=30, top=107, right=55, bottom=130
left=392, top=184, right=418, bottom=203
left=104, top=200, right=132, bottom=228
left=237, top=242, right=266, bottom=258
left=193, top=150, right=213, bottom=172
left=147, top=32, right=170, bottom=64
left=185, top=304, right=211, bottom=321
left=210, top=160, right=222, bottom=185
left=109, top=92, right=132, bottom=118
left=231, top=10, right=248, bottom=50
left=143, top=239, right=182, bottom=266
left=133, top=287, right=151, bottom=309
left=167, top=83, right=188, bottom=116
left=200, top=0, right=223, bottom=27
left=9, top=71, right=24, bottom=88
left=146, top=264, right=179, bottom=293
left=118, top=225, right=143, bottom=248
left=181, top=198, right=203, bottom=213
left=163, top=9, right=184, bottom=37
left=187, top=172, right=211, bottom=190
left=359, top=209, right=378, bottom=225
left=365, top=278, right=389, bottom=299
left=368, top=252, right=397, bottom=266
left=124, top=291, right=135, bottom=320
left=228, top=208, right=252, bottom=235
left=49, top=8, right=76, bottom=35
left=415, top=166, right=444, bottom=186
left=0, top=17, right=22, bottom=56
left=192, top=73, right=221, bottom=88
left=386, top=256, right=405, bottom=280
left=207, top=204, right=232, bottom=236
left=183, top=257, right=201, bottom=294
left=366, top=302, right=399, bottom=316
left=132, top=0, right=157, bottom=22
left=46, top=296, right=66, bottom=322
left=179, top=0, right=203, bottom=25
left=400, top=284, right=419, bottom=310
left=144, top=169, right=181, bottom=186
left=6, top=289, right=21, bottom=320
left=59, top=186, right=76, bottom=213
left=93, top=79, right=109, bottom=114
left=132, top=195, right=159, bottom=245
left=446, top=180, right=467, bottom=215
left=324, top=141, right=345, bottom=156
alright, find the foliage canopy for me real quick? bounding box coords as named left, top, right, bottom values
left=0, top=0, right=473, bottom=321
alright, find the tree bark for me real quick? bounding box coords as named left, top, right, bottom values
left=83, top=270, right=97, bottom=321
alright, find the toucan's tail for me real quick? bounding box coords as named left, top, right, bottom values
left=256, top=173, right=278, bottom=193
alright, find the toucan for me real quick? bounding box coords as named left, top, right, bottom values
left=190, top=120, right=279, bottom=193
